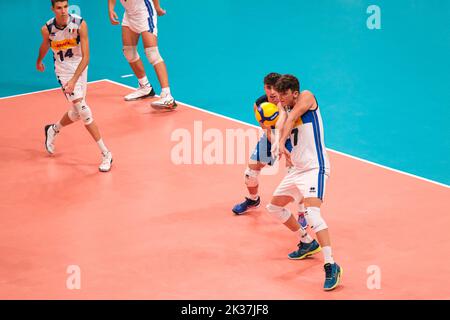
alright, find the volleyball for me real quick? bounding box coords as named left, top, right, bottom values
left=254, top=102, right=279, bottom=127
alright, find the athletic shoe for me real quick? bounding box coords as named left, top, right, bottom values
left=124, top=84, right=155, bottom=101
left=232, top=196, right=260, bottom=215
left=323, top=262, right=343, bottom=291
left=288, top=239, right=321, bottom=260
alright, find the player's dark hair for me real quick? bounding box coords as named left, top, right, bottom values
left=51, top=0, right=68, bottom=7
left=275, top=74, right=300, bottom=93
left=264, top=73, right=282, bottom=86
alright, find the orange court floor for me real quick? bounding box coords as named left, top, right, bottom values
left=0, top=80, right=449, bottom=299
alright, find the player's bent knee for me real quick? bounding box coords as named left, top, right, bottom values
left=123, top=46, right=140, bottom=63
left=74, top=101, right=93, bottom=125
left=305, top=207, right=328, bottom=232
left=266, top=204, right=292, bottom=223
left=68, top=109, right=80, bottom=122
left=144, top=47, right=163, bottom=66
left=245, top=168, right=260, bottom=187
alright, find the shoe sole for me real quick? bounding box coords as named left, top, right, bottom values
left=99, top=158, right=113, bottom=172
left=44, top=125, right=54, bottom=154
left=288, top=246, right=322, bottom=260
left=233, top=203, right=261, bottom=215
left=124, top=89, right=156, bottom=101
left=324, top=266, right=343, bottom=291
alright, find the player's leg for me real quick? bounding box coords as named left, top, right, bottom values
left=44, top=110, right=79, bottom=155
left=232, top=160, right=265, bottom=215
left=122, top=25, right=155, bottom=101
left=44, top=74, right=83, bottom=154
left=300, top=171, right=342, bottom=291
left=71, top=71, right=112, bottom=172
left=140, top=17, right=176, bottom=109
left=232, top=134, right=272, bottom=215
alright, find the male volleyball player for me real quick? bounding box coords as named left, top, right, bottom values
left=232, top=73, right=319, bottom=259
left=267, top=74, right=342, bottom=291
left=37, top=0, right=113, bottom=172
left=108, top=0, right=177, bottom=110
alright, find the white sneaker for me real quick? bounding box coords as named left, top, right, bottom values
left=150, top=92, right=177, bottom=110
left=99, top=151, right=113, bottom=172
left=124, top=84, right=155, bottom=101
left=44, top=124, right=58, bottom=154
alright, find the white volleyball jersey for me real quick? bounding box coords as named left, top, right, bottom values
left=286, top=97, right=330, bottom=174
left=46, top=14, right=83, bottom=75
left=120, top=0, right=154, bottom=15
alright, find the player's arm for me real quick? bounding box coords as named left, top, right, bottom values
left=36, top=26, right=50, bottom=72
left=279, top=91, right=316, bottom=158
left=269, top=104, right=287, bottom=155
left=64, top=21, right=90, bottom=94
left=153, top=0, right=167, bottom=16
left=108, top=0, right=120, bottom=25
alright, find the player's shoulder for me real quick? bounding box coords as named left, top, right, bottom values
left=300, top=90, right=318, bottom=109
left=255, top=94, right=268, bottom=107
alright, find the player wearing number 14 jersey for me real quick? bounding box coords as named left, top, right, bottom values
left=36, top=0, right=113, bottom=172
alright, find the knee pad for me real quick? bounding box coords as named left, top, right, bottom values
left=305, top=207, right=328, bottom=232
left=123, top=46, right=140, bottom=63
left=68, top=108, right=80, bottom=122
left=245, top=168, right=260, bottom=187
left=144, top=46, right=163, bottom=66
left=266, top=204, right=292, bottom=223
left=74, top=101, right=93, bottom=125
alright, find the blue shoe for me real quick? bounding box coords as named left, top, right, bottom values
left=232, top=197, right=260, bottom=215
left=323, top=263, right=343, bottom=291
left=288, top=240, right=321, bottom=260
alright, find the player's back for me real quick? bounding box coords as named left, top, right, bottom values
left=288, top=95, right=330, bottom=173
left=46, top=14, right=83, bottom=74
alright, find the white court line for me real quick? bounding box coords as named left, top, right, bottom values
left=2, top=78, right=449, bottom=189
left=103, top=79, right=450, bottom=189
left=121, top=74, right=134, bottom=78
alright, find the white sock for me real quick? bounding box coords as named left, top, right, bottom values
left=96, top=138, right=109, bottom=154
left=322, top=246, right=334, bottom=265
left=248, top=194, right=259, bottom=201
left=161, top=87, right=171, bottom=96
left=138, top=76, right=150, bottom=87
left=53, top=122, right=62, bottom=132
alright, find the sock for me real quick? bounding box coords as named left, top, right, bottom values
left=299, top=229, right=313, bottom=244
left=322, top=246, right=334, bottom=265
left=161, top=87, right=171, bottom=96
left=96, top=138, right=109, bottom=155
left=138, top=76, right=150, bottom=87
left=248, top=194, right=259, bottom=201
left=53, top=122, right=62, bottom=132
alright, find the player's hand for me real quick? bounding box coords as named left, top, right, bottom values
left=279, top=143, right=291, bottom=163
left=109, top=10, right=120, bottom=25
left=63, top=79, right=76, bottom=94
left=36, top=61, right=45, bottom=72
left=270, top=139, right=279, bottom=158
left=155, top=7, right=166, bottom=16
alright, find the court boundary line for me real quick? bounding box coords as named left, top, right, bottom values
left=2, top=78, right=448, bottom=189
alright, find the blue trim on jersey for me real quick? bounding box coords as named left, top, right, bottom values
left=311, top=110, right=326, bottom=200
left=301, top=110, right=314, bottom=124
left=144, top=0, right=155, bottom=32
